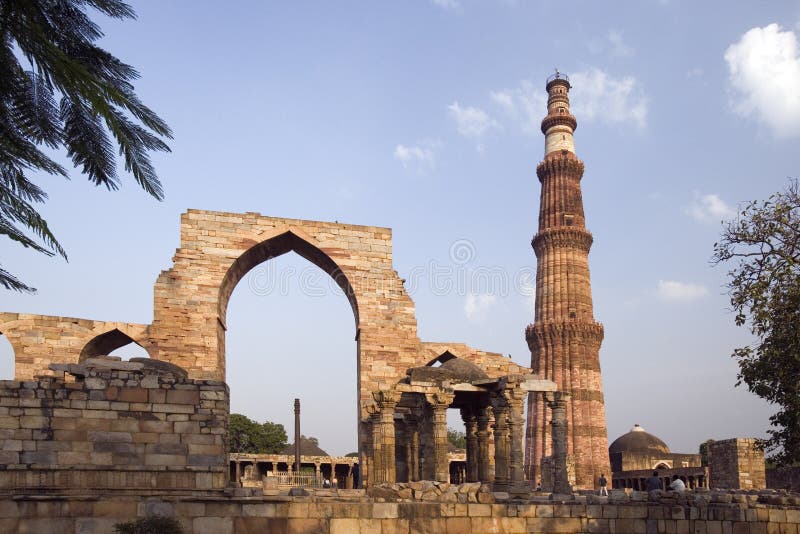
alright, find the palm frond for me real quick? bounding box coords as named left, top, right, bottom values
left=0, top=265, right=36, bottom=293
left=60, top=96, right=117, bottom=188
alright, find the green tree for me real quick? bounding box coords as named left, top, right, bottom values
left=447, top=427, right=466, bottom=449
left=1, top=0, right=172, bottom=292
left=228, top=414, right=288, bottom=454
left=712, top=179, right=800, bottom=465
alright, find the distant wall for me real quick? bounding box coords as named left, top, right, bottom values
left=0, top=362, right=228, bottom=493
left=708, top=438, right=766, bottom=489
left=768, top=466, right=800, bottom=492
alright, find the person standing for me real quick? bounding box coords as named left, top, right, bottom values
left=599, top=473, right=609, bottom=496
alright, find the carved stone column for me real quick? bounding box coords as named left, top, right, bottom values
left=507, top=387, right=527, bottom=486
left=405, top=413, right=420, bottom=482
left=547, top=391, right=572, bottom=495
left=491, top=392, right=511, bottom=491
left=426, top=390, right=454, bottom=483
left=380, top=401, right=397, bottom=483
left=461, top=406, right=479, bottom=483
left=476, top=405, right=492, bottom=483
left=369, top=408, right=382, bottom=485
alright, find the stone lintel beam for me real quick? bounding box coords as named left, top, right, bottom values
left=520, top=378, right=558, bottom=392
left=452, top=383, right=484, bottom=392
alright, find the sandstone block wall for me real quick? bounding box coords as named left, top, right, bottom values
left=708, top=439, right=767, bottom=490
left=0, top=491, right=797, bottom=533
left=0, top=364, right=228, bottom=492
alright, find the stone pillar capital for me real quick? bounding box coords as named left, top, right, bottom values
left=373, top=390, right=400, bottom=408
left=425, top=389, right=454, bottom=408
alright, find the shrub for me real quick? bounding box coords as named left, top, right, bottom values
left=114, top=516, right=184, bottom=534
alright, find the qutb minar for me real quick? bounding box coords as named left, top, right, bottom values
left=524, top=72, right=612, bottom=489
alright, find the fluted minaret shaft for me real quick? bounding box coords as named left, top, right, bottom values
left=523, top=75, right=610, bottom=490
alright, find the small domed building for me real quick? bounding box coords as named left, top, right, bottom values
left=609, top=424, right=707, bottom=490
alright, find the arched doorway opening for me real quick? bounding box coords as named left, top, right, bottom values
left=0, top=334, right=13, bottom=380
left=223, top=235, right=358, bottom=465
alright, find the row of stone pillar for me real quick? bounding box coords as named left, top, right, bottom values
left=368, top=387, right=569, bottom=492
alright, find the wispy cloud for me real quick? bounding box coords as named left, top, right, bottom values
left=570, top=68, right=648, bottom=129
left=607, top=30, right=634, bottom=58
left=686, top=67, right=704, bottom=78
left=492, top=68, right=648, bottom=132
left=725, top=24, right=800, bottom=138
left=685, top=192, right=736, bottom=223
left=465, top=292, right=497, bottom=321
left=448, top=102, right=499, bottom=138
left=432, top=0, right=460, bottom=10
left=656, top=280, right=709, bottom=302
left=491, top=82, right=547, bottom=136
left=394, top=141, right=438, bottom=172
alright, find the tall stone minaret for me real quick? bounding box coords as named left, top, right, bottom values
left=523, top=73, right=610, bottom=490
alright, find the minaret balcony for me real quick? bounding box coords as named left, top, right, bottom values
left=540, top=113, right=577, bottom=135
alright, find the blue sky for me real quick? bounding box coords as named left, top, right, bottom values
left=2, top=1, right=799, bottom=456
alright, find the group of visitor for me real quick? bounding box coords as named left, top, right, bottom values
left=598, top=471, right=687, bottom=495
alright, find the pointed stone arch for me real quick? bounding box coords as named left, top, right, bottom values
left=80, top=328, right=151, bottom=360
left=149, top=210, right=421, bottom=412
left=217, top=228, right=359, bottom=331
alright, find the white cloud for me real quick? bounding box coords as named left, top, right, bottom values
left=725, top=24, right=800, bottom=138
left=685, top=192, right=736, bottom=223
left=491, top=68, right=648, bottom=132
left=656, top=280, right=709, bottom=302
left=448, top=102, right=499, bottom=138
left=393, top=143, right=436, bottom=171
left=607, top=30, right=634, bottom=58
left=432, top=0, right=460, bottom=10
left=464, top=292, right=497, bottom=321
left=570, top=68, right=648, bottom=129
left=490, top=82, right=547, bottom=136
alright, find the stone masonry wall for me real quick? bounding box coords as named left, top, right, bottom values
left=708, top=439, right=767, bottom=490
left=0, top=490, right=797, bottom=533
left=0, top=361, right=228, bottom=493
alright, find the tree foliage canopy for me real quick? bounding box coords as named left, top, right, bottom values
left=228, top=413, right=288, bottom=454
left=713, top=179, right=800, bottom=465
left=447, top=427, right=466, bottom=449
left=0, top=0, right=171, bottom=292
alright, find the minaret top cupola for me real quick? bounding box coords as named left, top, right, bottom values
left=542, top=71, right=577, bottom=156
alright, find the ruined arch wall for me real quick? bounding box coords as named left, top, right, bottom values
left=148, top=210, right=422, bottom=415
left=0, top=210, right=531, bottom=416
left=0, top=313, right=150, bottom=380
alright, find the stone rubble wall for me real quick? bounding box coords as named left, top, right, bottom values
left=0, top=489, right=797, bottom=533
left=0, top=362, right=229, bottom=493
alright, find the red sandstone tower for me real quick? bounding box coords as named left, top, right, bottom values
left=523, top=73, right=611, bottom=489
